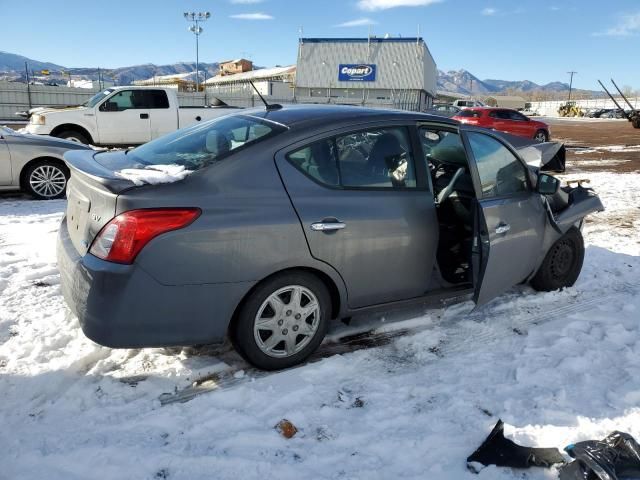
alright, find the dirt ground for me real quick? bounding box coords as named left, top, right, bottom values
left=545, top=118, right=640, bottom=173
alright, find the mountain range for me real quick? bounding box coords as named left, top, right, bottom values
left=436, top=69, right=582, bottom=95
left=0, top=50, right=588, bottom=96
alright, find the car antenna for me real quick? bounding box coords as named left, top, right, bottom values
left=249, top=80, right=282, bottom=111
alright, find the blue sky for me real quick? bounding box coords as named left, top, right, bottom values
left=1, top=0, right=639, bottom=89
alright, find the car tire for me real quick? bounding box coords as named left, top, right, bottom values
left=23, top=160, right=69, bottom=200
left=57, top=130, right=89, bottom=144
left=534, top=129, right=549, bottom=143
left=231, top=272, right=331, bottom=370
left=530, top=228, right=584, bottom=292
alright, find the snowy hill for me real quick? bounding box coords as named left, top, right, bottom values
left=0, top=51, right=64, bottom=73
left=0, top=51, right=591, bottom=96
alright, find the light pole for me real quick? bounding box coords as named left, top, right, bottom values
left=184, top=11, right=211, bottom=92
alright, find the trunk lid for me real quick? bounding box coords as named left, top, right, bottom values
left=63, top=150, right=138, bottom=256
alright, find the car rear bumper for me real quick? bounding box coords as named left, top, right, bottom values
left=57, top=217, right=253, bottom=348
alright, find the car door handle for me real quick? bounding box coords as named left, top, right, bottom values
left=140, top=113, right=149, bottom=119
left=311, top=221, right=346, bottom=232
left=495, top=223, right=511, bottom=234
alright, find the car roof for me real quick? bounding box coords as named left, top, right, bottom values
left=239, top=104, right=459, bottom=130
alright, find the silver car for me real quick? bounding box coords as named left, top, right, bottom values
left=57, top=105, right=603, bottom=370
left=0, top=126, right=92, bottom=199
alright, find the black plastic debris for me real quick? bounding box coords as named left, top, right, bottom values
left=467, top=420, right=565, bottom=471
left=559, top=431, right=640, bottom=480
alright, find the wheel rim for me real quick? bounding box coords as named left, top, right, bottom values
left=550, top=240, right=575, bottom=279
left=535, top=132, right=546, bottom=142
left=253, top=285, right=321, bottom=358
left=29, top=165, right=67, bottom=198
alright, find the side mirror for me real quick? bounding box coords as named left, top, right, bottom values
left=100, top=101, right=118, bottom=112
left=537, top=173, right=560, bottom=195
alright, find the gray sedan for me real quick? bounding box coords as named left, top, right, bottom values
left=57, top=105, right=603, bottom=370
left=0, top=126, right=92, bottom=199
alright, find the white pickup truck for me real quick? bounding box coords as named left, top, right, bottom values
left=24, top=86, right=239, bottom=145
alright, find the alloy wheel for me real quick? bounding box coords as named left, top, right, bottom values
left=535, top=131, right=547, bottom=143
left=29, top=165, right=67, bottom=198
left=253, top=285, right=321, bottom=358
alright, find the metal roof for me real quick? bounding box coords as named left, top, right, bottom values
left=204, top=66, right=296, bottom=85
left=300, top=37, right=425, bottom=43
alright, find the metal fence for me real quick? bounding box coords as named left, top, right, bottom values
left=0, top=82, right=220, bottom=120
left=1, top=80, right=430, bottom=121
left=530, top=97, right=640, bottom=117
left=0, top=81, right=102, bottom=120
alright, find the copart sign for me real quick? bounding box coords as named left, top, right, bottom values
left=338, top=64, right=376, bottom=82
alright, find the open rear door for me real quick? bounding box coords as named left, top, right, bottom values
left=463, top=130, right=546, bottom=306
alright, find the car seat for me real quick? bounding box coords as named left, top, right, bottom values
left=308, top=141, right=339, bottom=185
left=367, top=133, right=406, bottom=186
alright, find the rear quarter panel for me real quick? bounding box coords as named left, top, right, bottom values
left=118, top=139, right=346, bottom=296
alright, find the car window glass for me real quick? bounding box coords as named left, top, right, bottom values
left=458, top=110, right=482, bottom=118
left=145, top=90, right=170, bottom=109
left=121, top=115, right=285, bottom=171
left=336, top=127, right=416, bottom=188
left=287, top=139, right=340, bottom=187
left=107, top=90, right=135, bottom=111
left=508, top=111, right=527, bottom=121
left=467, top=132, right=528, bottom=198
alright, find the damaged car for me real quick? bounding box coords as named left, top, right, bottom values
left=56, top=105, right=603, bottom=370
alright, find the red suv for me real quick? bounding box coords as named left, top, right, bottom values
left=453, top=108, right=550, bottom=142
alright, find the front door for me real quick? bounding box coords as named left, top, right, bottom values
left=463, top=130, right=546, bottom=305
left=97, top=89, right=151, bottom=145
left=0, top=136, right=11, bottom=185
left=276, top=125, right=438, bottom=309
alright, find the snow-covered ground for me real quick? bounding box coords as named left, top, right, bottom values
left=1, top=169, right=639, bottom=480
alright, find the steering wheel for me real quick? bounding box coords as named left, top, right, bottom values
left=436, top=167, right=466, bottom=205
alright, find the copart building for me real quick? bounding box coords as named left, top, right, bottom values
left=294, top=37, right=437, bottom=111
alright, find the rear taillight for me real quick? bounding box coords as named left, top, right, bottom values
left=89, top=208, right=201, bottom=264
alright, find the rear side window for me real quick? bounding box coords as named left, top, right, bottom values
left=489, top=110, right=511, bottom=119
left=144, top=90, right=170, bottom=109
left=458, top=110, right=482, bottom=118
left=467, top=132, right=528, bottom=198
left=123, top=115, right=285, bottom=171
left=287, top=127, right=417, bottom=189
left=287, top=139, right=339, bottom=187
left=508, top=111, right=528, bottom=121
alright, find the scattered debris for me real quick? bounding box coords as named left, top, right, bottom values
left=467, top=420, right=565, bottom=471
left=275, top=419, right=298, bottom=439
left=559, top=431, right=640, bottom=480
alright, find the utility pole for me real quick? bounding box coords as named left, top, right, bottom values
left=184, top=11, right=211, bottom=92
left=567, top=71, right=577, bottom=102
left=24, top=62, right=32, bottom=109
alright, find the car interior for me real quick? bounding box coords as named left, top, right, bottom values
left=420, top=128, right=476, bottom=285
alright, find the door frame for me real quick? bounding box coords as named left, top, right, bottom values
left=274, top=119, right=439, bottom=308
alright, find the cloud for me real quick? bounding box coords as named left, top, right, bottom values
left=357, top=0, right=441, bottom=12
left=230, top=0, right=263, bottom=3
left=335, top=17, right=378, bottom=27
left=481, top=7, right=497, bottom=16
left=593, top=12, right=640, bottom=36
left=229, top=12, right=274, bottom=20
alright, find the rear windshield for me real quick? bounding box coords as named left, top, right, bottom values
left=125, top=115, right=286, bottom=171
left=457, top=109, right=482, bottom=118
